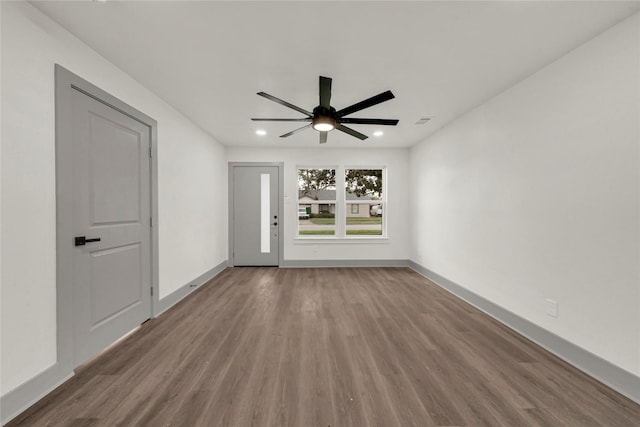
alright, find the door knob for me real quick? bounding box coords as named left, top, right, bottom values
left=75, top=236, right=101, bottom=246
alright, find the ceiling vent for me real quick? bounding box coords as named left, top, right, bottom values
left=415, top=117, right=431, bottom=125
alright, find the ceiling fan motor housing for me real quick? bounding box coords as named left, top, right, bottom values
left=312, top=106, right=337, bottom=131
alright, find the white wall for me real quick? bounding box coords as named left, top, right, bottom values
left=410, top=13, right=639, bottom=376
left=227, top=147, right=410, bottom=261
left=1, top=1, right=227, bottom=395
left=157, top=120, right=227, bottom=299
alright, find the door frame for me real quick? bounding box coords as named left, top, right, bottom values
left=228, top=162, right=284, bottom=267
left=54, top=65, right=159, bottom=373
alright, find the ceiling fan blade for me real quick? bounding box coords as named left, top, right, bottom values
left=336, top=124, right=368, bottom=140
left=280, top=124, right=312, bottom=138
left=251, top=118, right=312, bottom=122
left=257, top=92, right=312, bottom=116
left=336, top=90, right=395, bottom=118
left=319, top=76, right=332, bottom=109
left=319, top=131, right=328, bottom=144
left=339, top=118, right=399, bottom=126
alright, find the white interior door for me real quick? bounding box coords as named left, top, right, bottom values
left=71, top=88, right=152, bottom=365
left=232, top=165, right=279, bottom=266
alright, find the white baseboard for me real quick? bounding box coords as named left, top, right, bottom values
left=154, top=260, right=228, bottom=317
left=0, top=364, right=72, bottom=426
left=280, top=259, right=408, bottom=268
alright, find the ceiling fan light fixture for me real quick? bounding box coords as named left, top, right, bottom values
left=312, top=115, right=336, bottom=132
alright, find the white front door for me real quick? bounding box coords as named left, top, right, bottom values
left=231, top=165, right=280, bottom=266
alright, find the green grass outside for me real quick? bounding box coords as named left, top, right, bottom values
left=310, top=218, right=335, bottom=225
left=299, top=230, right=382, bottom=236
left=346, top=230, right=382, bottom=235
left=298, top=230, right=335, bottom=235
left=309, top=217, right=382, bottom=225
left=346, top=217, right=382, bottom=225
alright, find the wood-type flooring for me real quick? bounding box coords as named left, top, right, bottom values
left=8, top=267, right=640, bottom=426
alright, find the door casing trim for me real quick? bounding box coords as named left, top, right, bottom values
left=228, top=162, right=284, bottom=267
left=54, top=65, right=159, bottom=371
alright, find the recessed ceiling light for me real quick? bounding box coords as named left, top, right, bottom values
left=373, top=130, right=384, bottom=137
left=255, top=129, right=267, bottom=136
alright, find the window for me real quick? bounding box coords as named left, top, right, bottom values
left=345, top=169, right=384, bottom=236
left=297, top=168, right=336, bottom=236
left=297, top=166, right=386, bottom=239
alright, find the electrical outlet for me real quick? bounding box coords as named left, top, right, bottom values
left=546, top=299, right=558, bottom=318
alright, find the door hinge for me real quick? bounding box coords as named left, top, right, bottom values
left=149, top=146, right=152, bottom=158
left=150, top=217, right=153, bottom=227
left=150, top=286, right=154, bottom=297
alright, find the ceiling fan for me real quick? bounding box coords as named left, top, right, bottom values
left=251, top=76, right=399, bottom=144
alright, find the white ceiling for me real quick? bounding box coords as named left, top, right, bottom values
left=31, top=1, right=639, bottom=148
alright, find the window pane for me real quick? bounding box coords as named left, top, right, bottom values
left=346, top=203, right=382, bottom=235
left=298, top=168, right=336, bottom=236
left=345, top=169, right=383, bottom=236
left=260, top=173, right=270, bottom=253
left=298, top=168, right=336, bottom=200
left=345, top=169, right=382, bottom=198
left=298, top=203, right=336, bottom=236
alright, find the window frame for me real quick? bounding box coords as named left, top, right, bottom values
left=296, top=165, right=387, bottom=240
left=296, top=166, right=338, bottom=238
left=344, top=167, right=387, bottom=239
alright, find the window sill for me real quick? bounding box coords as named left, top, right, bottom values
left=294, top=237, right=389, bottom=244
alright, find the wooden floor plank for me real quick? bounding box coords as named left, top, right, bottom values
left=7, top=267, right=640, bottom=427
